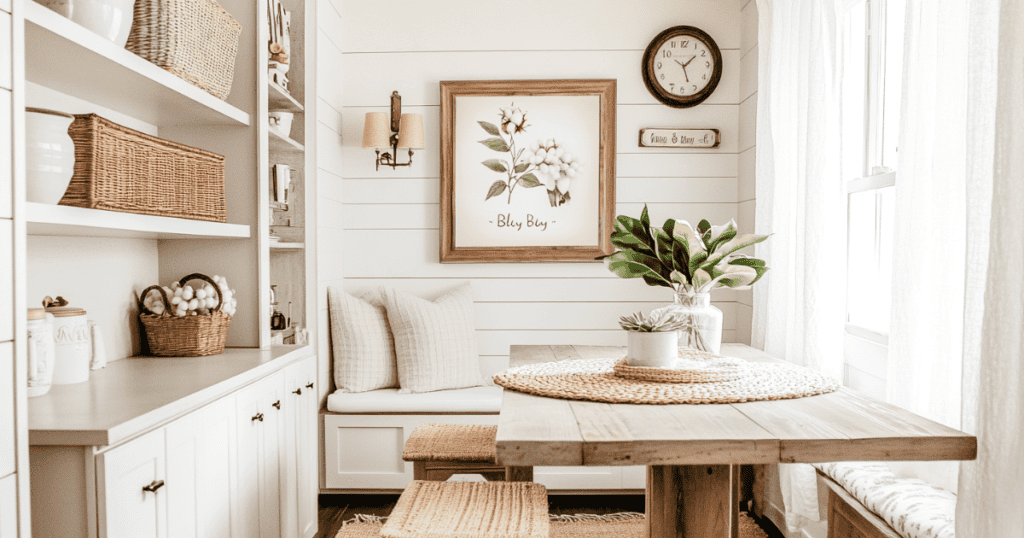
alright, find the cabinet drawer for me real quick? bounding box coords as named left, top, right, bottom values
left=97, top=429, right=167, bottom=538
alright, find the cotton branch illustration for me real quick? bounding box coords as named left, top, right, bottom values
left=479, top=105, right=582, bottom=206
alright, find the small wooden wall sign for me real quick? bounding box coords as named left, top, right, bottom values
left=639, top=128, right=720, bottom=148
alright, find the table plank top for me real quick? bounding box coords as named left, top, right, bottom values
left=495, top=344, right=977, bottom=467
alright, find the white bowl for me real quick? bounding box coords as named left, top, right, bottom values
left=25, top=108, right=76, bottom=205
left=36, top=0, right=137, bottom=47
left=269, top=110, right=295, bottom=139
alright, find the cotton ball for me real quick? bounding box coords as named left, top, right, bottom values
left=196, top=288, right=207, bottom=300
left=187, top=298, right=199, bottom=310
left=150, top=303, right=165, bottom=315
left=557, top=177, right=573, bottom=192
left=170, top=282, right=181, bottom=291
left=189, top=310, right=197, bottom=316
left=175, top=308, right=187, bottom=317
left=570, top=162, right=580, bottom=170
left=559, top=162, right=569, bottom=172
left=529, top=141, right=539, bottom=152
left=173, top=287, right=183, bottom=298
left=184, top=286, right=196, bottom=301
left=171, top=296, right=182, bottom=306
left=567, top=169, right=577, bottom=178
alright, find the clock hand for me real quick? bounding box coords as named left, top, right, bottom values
left=674, top=59, right=685, bottom=69
left=682, top=55, right=697, bottom=67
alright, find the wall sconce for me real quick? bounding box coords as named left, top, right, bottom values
left=362, top=91, right=425, bottom=171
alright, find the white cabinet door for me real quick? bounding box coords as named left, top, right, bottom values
left=0, top=342, right=13, bottom=478
left=235, top=373, right=284, bottom=538
left=98, top=429, right=167, bottom=538
left=282, top=356, right=317, bottom=538
left=166, top=395, right=237, bottom=538
left=0, top=474, right=17, bottom=538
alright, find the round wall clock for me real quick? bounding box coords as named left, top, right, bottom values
left=642, top=26, right=723, bottom=108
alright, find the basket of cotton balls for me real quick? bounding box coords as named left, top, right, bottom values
left=138, top=273, right=238, bottom=357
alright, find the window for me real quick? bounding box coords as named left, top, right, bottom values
left=841, top=0, right=905, bottom=395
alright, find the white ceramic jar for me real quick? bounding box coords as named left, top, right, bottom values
left=46, top=303, right=93, bottom=385
left=35, top=0, right=137, bottom=47
left=626, top=331, right=679, bottom=368
left=26, top=108, right=77, bottom=205
left=269, top=110, right=295, bottom=138
left=27, top=309, right=56, bottom=398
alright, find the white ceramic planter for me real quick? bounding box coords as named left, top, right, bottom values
left=269, top=110, right=295, bottom=138
left=626, top=331, right=679, bottom=368
left=25, top=108, right=76, bottom=205
left=36, top=0, right=137, bottom=47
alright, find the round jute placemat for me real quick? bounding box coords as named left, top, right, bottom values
left=493, top=357, right=840, bottom=405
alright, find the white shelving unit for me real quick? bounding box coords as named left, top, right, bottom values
left=270, top=242, right=304, bottom=250
left=269, top=81, right=304, bottom=112
left=26, top=203, right=251, bottom=240
left=270, top=128, right=305, bottom=152
left=23, top=2, right=250, bottom=127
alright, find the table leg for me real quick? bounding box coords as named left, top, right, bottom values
left=646, top=465, right=740, bottom=538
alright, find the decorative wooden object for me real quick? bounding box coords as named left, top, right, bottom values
left=496, top=344, right=977, bottom=538
left=642, top=26, right=723, bottom=108
left=439, top=79, right=616, bottom=263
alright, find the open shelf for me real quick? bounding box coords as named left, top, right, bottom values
left=26, top=202, right=252, bottom=239
left=270, top=242, right=304, bottom=250
left=24, top=2, right=250, bottom=127
left=269, top=81, right=304, bottom=112
left=269, top=128, right=304, bottom=153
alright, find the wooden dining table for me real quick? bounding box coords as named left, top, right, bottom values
left=495, top=344, right=977, bottom=538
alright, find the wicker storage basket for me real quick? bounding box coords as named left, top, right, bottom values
left=125, top=0, right=241, bottom=100
left=59, top=114, right=227, bottom=223
left=139, top=273, right=231, bottom=357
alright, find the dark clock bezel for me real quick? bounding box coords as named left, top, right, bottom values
left=642, top=25, right=724, bottom=109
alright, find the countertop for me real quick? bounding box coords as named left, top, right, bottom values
left=28, top=345, right=313, bottom=447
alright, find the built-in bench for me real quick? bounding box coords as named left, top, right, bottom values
left=814, top=463, right=956, bottom=538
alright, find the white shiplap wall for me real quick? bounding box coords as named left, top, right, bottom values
left=316, top=0, right=345, bottom=399
left=335, top=0, right=747, bottom=375
left=736, top=0, right=758, bottom=345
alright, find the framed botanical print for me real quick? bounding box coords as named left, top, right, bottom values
left=439, top=79, right=616, bottom=263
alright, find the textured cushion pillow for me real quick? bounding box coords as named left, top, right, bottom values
left=381, top=283, right=485, bottom=393
left=328, top=287, right=399, bottom=393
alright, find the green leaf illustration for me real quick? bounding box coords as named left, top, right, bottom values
left=478, top=121, right=500, bottom=136
left=518, top=174, right=542, bottom=188
left=481, top=159, right=508, bottom=172
left=479, top=137, right=510, bottom=152
left=485, top=181, right=507, bottom=201
left=515, top=162, right=530, bottom=173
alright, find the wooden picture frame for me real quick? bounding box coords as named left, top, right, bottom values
left=439, top=79, right=616, bottom=263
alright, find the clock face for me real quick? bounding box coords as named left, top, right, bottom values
left=642, top=26, right=723, bottom=108
left=653, top=38, right=715, bottom=97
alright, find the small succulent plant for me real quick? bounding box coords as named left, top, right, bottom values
left=618, top=310, right=690, bottom=332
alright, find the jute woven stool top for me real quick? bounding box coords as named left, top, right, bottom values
left=493, top=357, right=840, bottom=405
left=380, top=481, right=549, bottom=538
left=402, top=424, right=497, bottom=463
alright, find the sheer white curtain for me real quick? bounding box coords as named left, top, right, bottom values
left=957, top=1, right=1024, bottom=535
left=752, top=0, right=846, bottom=533
left=884, top=0, right=969, bottom=493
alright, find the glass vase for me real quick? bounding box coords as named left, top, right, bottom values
left=658, top=291, right=723, bottom=355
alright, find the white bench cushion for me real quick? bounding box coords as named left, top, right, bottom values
left=815, top=463, right=956, bottom=538
left=326, top=386, right=503, bottom=414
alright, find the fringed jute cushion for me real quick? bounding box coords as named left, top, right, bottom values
left=815, top=463, right=956, bottom=538
left=402, top=424, right=497, bottom=463
left=380, top=481, right=549, bottom=538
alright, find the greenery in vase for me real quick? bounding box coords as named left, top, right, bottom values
left=601, top=205, right=771, bottom=294
left=619, top=310, right=691, bottom=332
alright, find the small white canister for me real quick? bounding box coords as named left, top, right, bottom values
left=27, top=308, right=56, bottom=397
left=45, top=298, right=92, bottom=385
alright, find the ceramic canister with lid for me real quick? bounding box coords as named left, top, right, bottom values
left=27, top=308, right=56, bottom=397
left=45, top=299, right=92, bottom=385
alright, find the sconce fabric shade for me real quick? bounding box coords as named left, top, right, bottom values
left=397, top=114, right=425, bottom=149
left=362, top=112, right=391, bottom=148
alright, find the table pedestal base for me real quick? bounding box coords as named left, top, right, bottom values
left=646, top=465, right=740, bottom=538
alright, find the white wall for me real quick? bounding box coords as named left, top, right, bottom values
left=334, top=0, right=747, bottom=374
left=736, top=0, right=758, bottom=345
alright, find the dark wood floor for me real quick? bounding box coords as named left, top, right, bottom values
left=314, top=493, right=782, bottom=538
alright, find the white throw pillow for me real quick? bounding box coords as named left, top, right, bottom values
left=381, top=283, right=485, bottom=393
left=328, top=287, right=399, bottom=393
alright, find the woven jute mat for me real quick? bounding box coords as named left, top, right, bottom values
left=380, top=481, right=549, bottom=538
left=336, top=512, right=768, bottom=538
left=493, top=357, right=840, bottom=405
left=402, top=424, right=497, bottom=463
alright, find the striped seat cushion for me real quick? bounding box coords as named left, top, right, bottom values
left=815, top=463, right=956, bottom=538
left=381, top=481, right=549, bottom=538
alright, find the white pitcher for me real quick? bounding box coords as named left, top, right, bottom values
left=43, top=297, right=106, bottom=386
left=27, top=308, right=56, bottom=398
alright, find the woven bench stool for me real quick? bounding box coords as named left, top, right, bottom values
left=402, top=423, right=533, bottom=482
left=381, top=480, right=549, bottom=538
